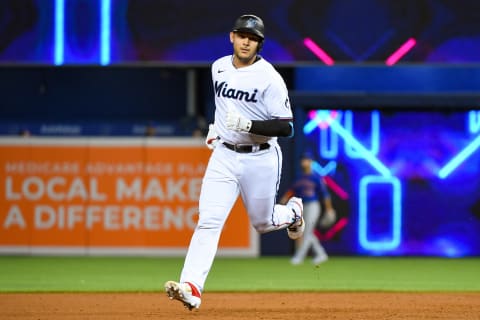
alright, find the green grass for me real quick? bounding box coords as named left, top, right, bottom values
left=0, top=256, right=479, bottom=292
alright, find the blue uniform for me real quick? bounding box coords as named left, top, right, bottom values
left=290, top=173, right=330, bottom=203
left=287, top=172, right=330, bottom=265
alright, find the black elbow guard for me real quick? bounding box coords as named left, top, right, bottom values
left=250, top=119, right=293, bottom=137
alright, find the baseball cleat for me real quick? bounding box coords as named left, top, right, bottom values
left=286, top=197, right=304, bottom=240
left=290, top=256, right=304, bottom=265
left=313, top=254, right=328, bottom=266
left=164, top=280, right=201, bottom=311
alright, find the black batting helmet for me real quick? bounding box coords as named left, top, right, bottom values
left=232, top=14, right=265, bottom=40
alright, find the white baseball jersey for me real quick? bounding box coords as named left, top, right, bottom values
left=179, top=54, right=298, bottom=294
left=211, top=55, right=293, bottom=144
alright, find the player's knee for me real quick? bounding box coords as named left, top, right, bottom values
left=196, top=211, right=226, bottom=230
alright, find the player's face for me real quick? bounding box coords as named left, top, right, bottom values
left=230, top=32, right=261, bottom=67
left=301, top=158, right=312, bottom=173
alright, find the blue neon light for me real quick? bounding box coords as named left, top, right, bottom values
left=344, top=110, right=380, bottom=158
left=317, top=111, right=391, bottom=177
left=304, top=110, right=390, bottom=177
left=303, top=110, right=334, bottom=134
left=359, top=175, right=402, bottom=251
left=320, top=125, right=339, bottom=158
left=302, top=109, right=480, bottom=256
left=438, top=133, right=480, bottom=179
left=100, top=0, right=111, bottom=65
left=312, top=161, right=337, bottom=176
left=54, top=0, right=65, bottom=65
left=468, top=111, right=480, bottom=134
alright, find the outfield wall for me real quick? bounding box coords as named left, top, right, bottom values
left=0, top=137, right=259, bottom=256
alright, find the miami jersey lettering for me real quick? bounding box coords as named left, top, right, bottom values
left=211, top=55, right=292, bottom=144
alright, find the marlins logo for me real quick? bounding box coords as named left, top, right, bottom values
left=245, top=17, right=258, bottom=29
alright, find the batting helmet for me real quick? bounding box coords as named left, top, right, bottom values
left=232, top=14, right=265, bottom=40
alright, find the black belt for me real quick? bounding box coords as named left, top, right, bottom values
left=223, top=142, right=270, bottom=153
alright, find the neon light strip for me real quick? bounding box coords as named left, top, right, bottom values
left=317, top=111, right=391, bottom=177
left=385, top=38, right=416, bottom=66
left=359, top=175, right=402, bottom=251
left=304, top=110, right=339, bottom=135
left=323, top=176, right=349, bottom=200
left=468, top=111, right=480, bottom=134
left=438, top=134, right=480, bottom=179
left=100, top=0, right=111, bottom=65
left=320, top=125, right=339, bottom=158
left=54, top=0, right=65, bottom=65
left=315, top=217, right=348, bottom=241
left=344, top=110, right=380, bottom=158
left=304, top=113, right=321, bottom=134
left=312, top=161, right=337, bottom=177
left=303, top=38, right=335, bottom=65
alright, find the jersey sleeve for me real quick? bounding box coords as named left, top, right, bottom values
left=264, top=73, right=293, bottom=120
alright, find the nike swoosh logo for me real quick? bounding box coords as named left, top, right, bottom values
left=217, top=70, right=225, bottom=73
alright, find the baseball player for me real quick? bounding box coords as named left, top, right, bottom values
left=165, top=14, right=304, bottom=310
left=280, top=151, right=336, bottom=265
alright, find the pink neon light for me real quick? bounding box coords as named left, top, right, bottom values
left=315, top=217, right=349, bottom=241
left=308, top=110, right=339, bottom=129
left=303, top=37, right=335, bottom=65
left=323, top=175, right=349, bottom=200
left=385, top=38, right=416, bottom=66
left=308, top=110, right=338, bottom=120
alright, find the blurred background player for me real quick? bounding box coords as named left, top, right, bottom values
left=281, top=151, right=336, bottom=265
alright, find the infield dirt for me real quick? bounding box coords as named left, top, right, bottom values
left=2, top=292, right=480, bottom=319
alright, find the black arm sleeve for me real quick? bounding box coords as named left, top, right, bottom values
left=249, top=119, right=293, bottom=137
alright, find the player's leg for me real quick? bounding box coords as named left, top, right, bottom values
left=310, top=205, right=329, bottom=264
left=239, top=145, right=296, bottom=233
left=179, top=147, right=240, bottom=292
left=291, top=201, right=320, bottom=264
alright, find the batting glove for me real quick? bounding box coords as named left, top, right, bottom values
left=205, top=124, right=219, bottom=150
left=226, top=107, right=252, bottom=132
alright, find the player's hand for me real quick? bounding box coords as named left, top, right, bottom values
left=205, top=124, right=219, bottom=150
left=319, top=208, right=336, bottom=228
left=226, top=107, right=252, bottom=132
